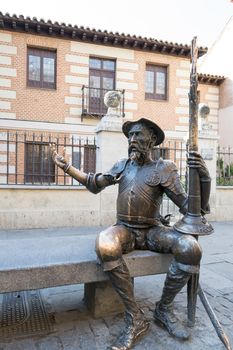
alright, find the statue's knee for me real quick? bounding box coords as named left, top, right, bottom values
left=173, top=235, right=202, bottom=266
left=95, top=228, right=122, bottom=263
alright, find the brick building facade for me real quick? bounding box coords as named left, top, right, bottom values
left=0, top=13, right=224, bottom=187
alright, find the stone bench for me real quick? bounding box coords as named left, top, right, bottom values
left=0, top=234, right=172, bottom=317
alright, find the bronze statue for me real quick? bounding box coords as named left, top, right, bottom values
left=50, top=117, right=211, bottom=350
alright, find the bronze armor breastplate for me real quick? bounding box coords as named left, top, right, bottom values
left=117, top=161, right=163, bottom=227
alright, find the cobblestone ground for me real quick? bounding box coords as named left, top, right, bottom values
left=0, top=277, right=232, bottom=350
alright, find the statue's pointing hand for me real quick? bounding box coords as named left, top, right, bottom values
left=188, top=151, right=210, bottom=180
left=50, top=143, right=70, bottom=172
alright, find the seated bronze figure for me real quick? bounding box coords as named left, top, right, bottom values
left=51, top=117, right=211, bottom=350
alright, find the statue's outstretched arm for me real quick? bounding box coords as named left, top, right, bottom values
left=50, top=144, right=109, bottom=193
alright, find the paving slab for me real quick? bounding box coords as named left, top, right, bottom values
left=0, top=221, right=232, bottom=349
left=204, top=261, right=233, bottom=281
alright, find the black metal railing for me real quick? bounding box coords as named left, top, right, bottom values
left=156, top=140, right=188, bottom=219
left=217, top=146, right=233, bottom=186
left=0, top=131, right=97, bottom=186
left=81, top=85, right=125, bottom=120
left=0, top=131, right=188, bottom=217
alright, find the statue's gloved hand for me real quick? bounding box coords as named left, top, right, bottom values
left=187, top=151, right=210, bottom=180
left=50, top=143, right=70, bottom=171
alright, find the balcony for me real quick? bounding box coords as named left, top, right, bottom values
left=81, top=85, right=125, bottom=121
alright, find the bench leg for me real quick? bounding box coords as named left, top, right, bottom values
left=84, top=280, right=125, bottom=318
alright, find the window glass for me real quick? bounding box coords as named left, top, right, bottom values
left=84, top=145, right=96, bottom=173
left=90, top=58, right=101, bottom=69
left=103, top=77, right=114, bottom=90
left=90, top=76, right=101, bottom=97
left=103, top=60, right=115, bottom=71
left=72, top=151, right=81, bottom=169
left=145, top=71, right=154, bottom=93
left=90, top=75, right=100, bottom=88
left=43, top=57, right=55, bottom=83
left=156, top=72, right=166, bottom=95
left=28, top=55, right=40, bottom=81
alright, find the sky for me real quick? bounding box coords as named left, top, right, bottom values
left=1, top=0, right=233, bottom=48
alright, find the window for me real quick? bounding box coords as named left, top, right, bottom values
left=72, top=150, right=81, bottom=169
left=25, top=143, right=55, bottom=184
left=71, top=145, right=96, bottom=186
left=145, top=64, right=168, bottom=100
left=83, top=144, right=96, bottom=173
left=89, top=57, right=116, bottom=114
left=72, top=145, right=96, bottom=173
left=27, top=48, right=56, bottom=89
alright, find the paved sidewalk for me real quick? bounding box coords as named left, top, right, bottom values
left=0, top=221, right=232, bottom=349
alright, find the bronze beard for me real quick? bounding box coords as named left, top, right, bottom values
left=128, top=145, right=149, bottom=165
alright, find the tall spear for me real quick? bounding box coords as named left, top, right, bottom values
left=174, top=37, right=231, bottom=350
left=174, top=36, right=213, bottom=236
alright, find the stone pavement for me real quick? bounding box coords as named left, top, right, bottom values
left=0, top=221, right=232, bottom=349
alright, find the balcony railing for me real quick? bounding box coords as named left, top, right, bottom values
left=81, top=85, right=125, bottom=121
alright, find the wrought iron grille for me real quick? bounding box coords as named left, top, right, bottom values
left=0, top=131, right=188, bottom=219
left=156, top=140, right=188, bottom=220
left=81, top=85, right=125, bottom=120
left=0, top=131, right=96, bottom=186
left=217, top=146, right=233, bottom=186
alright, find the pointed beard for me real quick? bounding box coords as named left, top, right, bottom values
left=129, top=150, right=146, bottom=165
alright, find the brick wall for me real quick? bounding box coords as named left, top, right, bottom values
left=0, top=29, right=221, bottom=137
left=12, top=31, right=70, bottom=124
left=134, top=51, right=190, bottom=133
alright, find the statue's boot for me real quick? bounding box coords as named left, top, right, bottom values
left=111, top=309, right=150, bottom=350
left=154, top=261, right=192, bottom=340
left=107, top=261, right=150, bottom=350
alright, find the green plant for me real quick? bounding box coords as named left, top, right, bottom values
left=216, top=177, right=233, bottom=186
